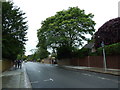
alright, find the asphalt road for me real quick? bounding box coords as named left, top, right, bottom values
left=25, top=62, right=119, bottom=88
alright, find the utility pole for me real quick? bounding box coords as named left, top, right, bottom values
left=101, top=41, right=107, bottom=71
left=98, top=36, right=107, bottom=71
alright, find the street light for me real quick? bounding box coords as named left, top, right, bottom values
left=98, top=36, right=107, bottom=71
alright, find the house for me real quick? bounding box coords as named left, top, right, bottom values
left=83, top=42, right=96, bottom=52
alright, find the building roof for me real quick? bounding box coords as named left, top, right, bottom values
left=83, top=42, right=94, bottom=49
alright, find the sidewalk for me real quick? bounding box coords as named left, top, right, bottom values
left=59, top=65, right=120, bottom=76
left=0, top=63, right=31, bottom=89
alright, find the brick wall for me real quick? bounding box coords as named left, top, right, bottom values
left=1, top=59, right=13, bottom=72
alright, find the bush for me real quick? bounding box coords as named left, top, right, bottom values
left=105, top=43, right=120, bottom=55
left=57, top=46, right=74, bottom=59
left=73, top=48, right=90, bottom=58
left=90, top=43, right=120, bottom=56
left=57, top=45, right=91, bottom=59
left=57, top=43, right=120, bottom=59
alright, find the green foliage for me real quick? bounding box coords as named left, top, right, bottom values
left=17, top=54, right=27, bottom=60
left=50, top=53, right=57, bottom=59
left=57, top=46, right=74, bottom=59
left=33, top=48, right=50, bottom=60
left=73, top=48, right=90, bottom=58
left=38, top=48, right=50, bottom=59
left=37, top=7, right=96, bottom=57
left=37, top=59, right=41, bottom=62
left=17, top=54, right=22, bottom=60
left=2, top=1, right=28, bottom=60
left=90, top=43, right=120, bottom=56
left=26, top=55, right=33, bottom=61
left=57, top=46, right=90, bottom=59
left=105, top=43, right=120, bottom=55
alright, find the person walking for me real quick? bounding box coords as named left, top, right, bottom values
left=19, top=60, right=22, bottom=69
left=17, top=60, right=22, bottom=69
left=14, top=60, right=17, bottom=69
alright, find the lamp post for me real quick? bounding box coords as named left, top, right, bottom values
left=98, top=36, right=107, bottom=71
left=101, top=41, right=107, bottom=71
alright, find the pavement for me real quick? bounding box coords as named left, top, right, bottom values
left=59, top=65, right=120, bottom=76
left=0, top=62, right=120, bottom=89
left=0, top=62, right=31, bottom=89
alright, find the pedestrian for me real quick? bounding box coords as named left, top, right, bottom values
left=52, top=59, right=54, bottom=64
left=20, top=60, right=22, bottom=69
left=14, top=60, right=17, bottom=69
left=17, top=60, right=22, bottom=69
left=17, top=60, right=20, bottom=68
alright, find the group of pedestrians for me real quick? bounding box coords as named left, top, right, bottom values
left=14, top=60, right=22, bottom=69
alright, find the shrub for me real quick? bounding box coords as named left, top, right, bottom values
left=105, top=43, right=120, bottom=55
left=73, top=48, right=90, bottom=58
left=57, top=46, right=74, bottom=59
left=90, top=43, right=120, bottom=56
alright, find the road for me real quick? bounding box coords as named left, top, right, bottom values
left=24, top=62, right=119, bottom=88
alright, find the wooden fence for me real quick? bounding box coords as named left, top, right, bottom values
left=58, top=56, right=120, bottom=69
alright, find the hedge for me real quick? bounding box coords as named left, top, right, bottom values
left=90, top=43, right=120, bottom=56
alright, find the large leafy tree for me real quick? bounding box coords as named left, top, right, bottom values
left=94, top=17, right=120, bottom=48
left=2, top=1, right=28, bottom=60
left=37, top=7, right=95, bottom=58
left=34, top=48, right=50, bottom=60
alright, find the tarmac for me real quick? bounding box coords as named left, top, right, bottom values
left=0, top=62, right=120, bottom=89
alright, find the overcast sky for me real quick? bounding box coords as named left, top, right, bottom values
left=11, top=0, right=119, bottom=55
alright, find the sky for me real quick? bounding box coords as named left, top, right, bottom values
left=10, top=0, right=119, bottom=55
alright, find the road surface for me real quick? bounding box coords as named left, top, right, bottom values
left=24, top=62, right=119, bottom=88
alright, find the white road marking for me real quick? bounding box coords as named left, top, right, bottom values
left=97, top=76, right=119, bottom=83
left=31, top=81, right=39, bottom=83
left=97, top=77, right=106, bottom=79
left=82, top=73, right=92, bottom=76
left=82, top=73, right=119, bottom=83
left=100, top=77, right=106, bottom=80
left=44, top=79, right=49, bottom=81
left=44, top=78, right=54, bottom=82
left=38, top=71, right=41, bottom=72
left=54, top=64, right=58, bottom=66
left=50, top=78, right=54, bottom=81
left=23, top=65, right=32, bottom=88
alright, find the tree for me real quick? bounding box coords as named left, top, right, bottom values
left=37, top=7, right=95, bottom=58
left=57, top=45, right=74, bottom=59
left=94, top=17, right=120, bottom=48
left=17, top=54, right=27, bottom=60
left=2, top=1, right=28, bottom=60
left=34, top=48, right=50, bottom=60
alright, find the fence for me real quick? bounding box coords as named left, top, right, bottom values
left=58, top=56, right=120, bottom=69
